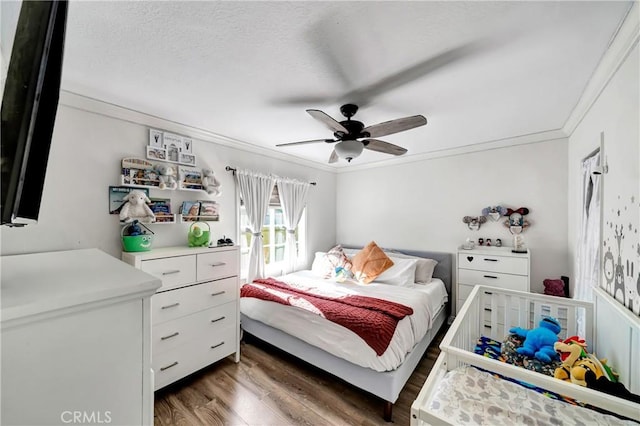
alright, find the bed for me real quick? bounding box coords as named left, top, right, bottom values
left=240, top=246, right=452, bottom=421
left=411, top=285, right=640, bottom=425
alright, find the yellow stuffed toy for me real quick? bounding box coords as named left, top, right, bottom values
left=554, top=340, right=617, bottom=386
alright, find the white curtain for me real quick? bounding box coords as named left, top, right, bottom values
left=236, top=170, right=275, bottom=283
left=277, top=178, right=311, bottom=274
left=575, top=151, right=601, bottom=336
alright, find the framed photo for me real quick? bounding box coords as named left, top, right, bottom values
left=182, top=137, right=193, bottom=153
left=109, top=186, right=149, bottom=214
left=163, top=132, right=183, bottom=162
left=149, top=129, right=164, bottom=148
left=179, top=152, right=196, bottom=166
left=146, top=146, right=167, bottom=161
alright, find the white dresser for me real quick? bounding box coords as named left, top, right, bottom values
left=456, top=246, right=530, bottom=315
left=122, top=245, right=240, bottom=390
left=1, top=249, right=160, bottom=426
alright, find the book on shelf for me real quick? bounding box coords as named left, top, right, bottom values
left=198, top=200, right=220, bottom=221
left=149, top=198, right=173, bottom=222
left=181, top=201, right=201, bottom=221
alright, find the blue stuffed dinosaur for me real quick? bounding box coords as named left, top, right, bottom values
left=509, top=317, right=562, bottom=363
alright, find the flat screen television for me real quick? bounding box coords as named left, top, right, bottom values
left=1, top=0, right=68, bottom=226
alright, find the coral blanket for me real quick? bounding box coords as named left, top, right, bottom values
left=241, top=277, right=413, bottom=356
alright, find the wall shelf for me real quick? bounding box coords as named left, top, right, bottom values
left=179, top=214, right=220, bottom=223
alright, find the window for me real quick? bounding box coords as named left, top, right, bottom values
left=239, top=186, right=306, bottom=278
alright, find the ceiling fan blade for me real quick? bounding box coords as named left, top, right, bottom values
left=271, top=95, right=335, bottom=106
left=363, top=115, right=427, bottom=138
left=276, top=139, right=334, bottom=147
left=341, top=42, right=481, bottom=104
left=362, top=139, right=408, bottom=156
left=307, top=109, right=349, bottom=133
left=328, top=149, right=339, bottom=164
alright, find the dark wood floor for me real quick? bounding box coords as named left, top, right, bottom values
left=154, top=325, right=446, bottom=426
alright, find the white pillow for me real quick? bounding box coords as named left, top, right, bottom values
left=311, top=252, right=332, bottom=278
left=384, top=251, right=438, bottom=283
left=375, top=257, right=419, bottom=286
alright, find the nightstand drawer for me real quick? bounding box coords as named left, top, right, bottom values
left=458, top=253, right=528, bottom=275
left=458, top=269, right=528, bottom=291
left=152, top=277, right=238, bottom=324
left=152, top=302, right=237, bottom=355
left=142, top=255, right=196, bottom=291
left=197, top=250, right=238, bottom=282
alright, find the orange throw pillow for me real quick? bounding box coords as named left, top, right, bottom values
left=351, top=241, right=394, bottom=284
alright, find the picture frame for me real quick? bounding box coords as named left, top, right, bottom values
left=182, top=137, right=193, bottom=153
left=179, top=152, right=196, bottom=166
left=149, top=129, right=164, bottom=148
left=109, top=186, right=149, bottom=215
left=146, top=146, right=167, bottom=161
left=163, top=132, right=183, bottom=163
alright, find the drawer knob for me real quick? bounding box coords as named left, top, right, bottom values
left=210, top=262, right=227, bottom=267
left=483, top=275, right=498, bottom=279
left=162, top=269, right=181, bottom=276
left=211, top=290, right=226, bottom=297
left=211, top=316, right=226, bottom=323
left=483, top=258, right=498, bottom=262
left=160, top=361, right=178, bottom=371
left=466, top=256, right=473, bottom=262
left=211, top=341, right=225, bottom=349
left=160, top=332, right=180, bottom=341
left=161, top=302, right=180, bottom=310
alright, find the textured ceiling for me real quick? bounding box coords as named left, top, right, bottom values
left=59, top=1, right=632, bottom=167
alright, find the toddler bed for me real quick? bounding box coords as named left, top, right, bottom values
left=241, top=246, right=452, bottom=421
left=411, top=285, right=640, bottom=425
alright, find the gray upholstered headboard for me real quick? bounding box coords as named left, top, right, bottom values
left=341, top=245, right=453, bottom=297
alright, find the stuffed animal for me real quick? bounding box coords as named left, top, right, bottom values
left=558, top=353, right=617, bottom=386
left=553, top=337, right=588, bottom=382
left=155, top=164, right=178, bottom=190
left=119, top=190, right=155, bottom=224
left=509, top=317, right=561, bottom=362
left=202, top=169, right=221, bottom=196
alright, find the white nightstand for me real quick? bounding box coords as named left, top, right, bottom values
left=456, top=246, right=530, bottom=314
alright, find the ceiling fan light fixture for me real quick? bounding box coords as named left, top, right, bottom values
left=334, top=139, right=363, bottom=162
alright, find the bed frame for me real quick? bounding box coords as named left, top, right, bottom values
left=241, top=247, right=452, bottom=422
left=411, top=285, right=640, bottom=424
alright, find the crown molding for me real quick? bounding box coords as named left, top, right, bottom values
left=58, top=90, right=336, bottom=173
left=563, top=2, right=640, bottom=136
left=335, top=128, right=568, bottom=174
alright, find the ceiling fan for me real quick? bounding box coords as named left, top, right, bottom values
left=276, top=104, right=426, bottom=163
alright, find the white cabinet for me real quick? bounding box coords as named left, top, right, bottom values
left=1, top=249, right=160, bottom=426
left=122, top=245, right=240, bottom=390
left=456, top=246, right=530, bottom=314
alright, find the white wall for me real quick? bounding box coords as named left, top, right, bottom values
left=567, top=41, right=639, bottom=315
left=0, top=95, right=337, bottom=265
left=336, top=139, right=569, bottom=294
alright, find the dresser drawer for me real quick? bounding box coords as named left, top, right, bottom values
left=152, top=277, right=238, bottom=325
left=458, top=268, right=528, bottom=291
left=197, top=250, right=238, bottom=282
left=152, top=302, right=237, bottom=355
left=458, top=253, right=528, bottom=275
left=153, top=325, right=237, bottom=390
left=141, top=255, right=196, bottom=291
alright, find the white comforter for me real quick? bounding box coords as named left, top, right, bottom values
left=240, top=270, right=448, bottom=372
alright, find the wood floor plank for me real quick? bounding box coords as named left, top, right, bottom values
left=154, top=324, right=448, bottom=426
